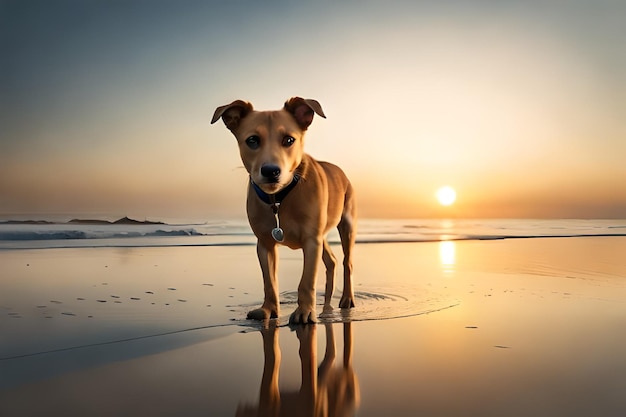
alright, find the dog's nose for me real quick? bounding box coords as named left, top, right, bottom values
left=260, top=164, right=281, bottom=182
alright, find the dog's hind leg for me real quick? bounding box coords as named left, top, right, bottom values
left=321, top=239, right=337, bottom=314
left=338, top=188, right=356, bottom=309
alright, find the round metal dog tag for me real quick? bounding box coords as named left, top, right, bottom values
left=271, top=227, right=284, bottom=242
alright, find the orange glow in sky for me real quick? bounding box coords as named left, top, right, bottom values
left=1, top=1, right=624, bottom=220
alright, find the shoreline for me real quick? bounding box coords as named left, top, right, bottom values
left=1, top=236, right=625, bottom=415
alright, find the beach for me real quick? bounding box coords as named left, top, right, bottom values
left=1, top=223, right=625, bottom=416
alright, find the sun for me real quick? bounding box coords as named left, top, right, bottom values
left=436, top=186, right=457, bottom=206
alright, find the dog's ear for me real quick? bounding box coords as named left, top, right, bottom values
left=211, top=100, right=254, bottom=131
left=284, top=97, right=326, bottom=130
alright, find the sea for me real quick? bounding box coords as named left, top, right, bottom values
left=1, top=217, right=625, bottom=250
left=2, top=217, right=625, bottom=389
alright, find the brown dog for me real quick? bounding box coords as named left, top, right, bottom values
left=211, top=97, right=356, bottom=323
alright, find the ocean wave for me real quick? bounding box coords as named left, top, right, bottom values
left=0, top=228, right=205, bottom=241
left=1, top=219, right=625, bottom=249
left=0, top=231, right=90, bottom=241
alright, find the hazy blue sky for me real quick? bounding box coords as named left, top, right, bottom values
left=1, top=0, right=625, bottom=220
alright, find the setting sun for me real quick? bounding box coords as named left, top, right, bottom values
left=436, top=186, right=457, bottom=206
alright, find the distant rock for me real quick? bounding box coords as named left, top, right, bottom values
left=68, top=217, right=165, bottom=225
left=2, top=217, right=166, bottom=226
left=68, top=219, right=112, bottom=225
left=112, top=217, right=165, bottom=225
left=0, top=220, right=56, bottom=225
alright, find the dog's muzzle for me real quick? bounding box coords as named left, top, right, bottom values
left=260, top=164, right=281, bottom=183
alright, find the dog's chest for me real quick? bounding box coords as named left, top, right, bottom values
left=248, top=204, right=311, bottom=248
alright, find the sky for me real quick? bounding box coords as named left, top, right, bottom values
left=1, top=0, right=625, bottom=220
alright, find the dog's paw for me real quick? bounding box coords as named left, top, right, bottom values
left=247, top=307, right=278, bottom=321
left=339, top=295, right=355, bottom=309
left=289, top=306, right=317, bottom=324
left=319, top=304, right=334, bottom=318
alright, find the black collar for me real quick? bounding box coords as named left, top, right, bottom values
left=251, top=174, right=300, bottom=205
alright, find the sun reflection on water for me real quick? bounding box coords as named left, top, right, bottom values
left=439, top=240, right=456, bottom=275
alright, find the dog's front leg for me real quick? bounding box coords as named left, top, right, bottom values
left=248, top=241, right=280, bottom=320
left=290, top=237, right=322, bottom=324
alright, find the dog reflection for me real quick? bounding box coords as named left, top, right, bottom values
left=236, top=322, right=360, bottom=417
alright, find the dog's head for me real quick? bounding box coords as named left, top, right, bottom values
left=211, top=97, right=325, bottom=194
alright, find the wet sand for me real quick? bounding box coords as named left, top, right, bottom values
left=1, top=237, right=625, bottom=416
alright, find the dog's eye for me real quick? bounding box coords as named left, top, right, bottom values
left=245, top=135, right=260, bottom=149
left=282, top=136, right=295, bottom=147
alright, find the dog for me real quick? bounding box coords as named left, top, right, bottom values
left=211, top=97, right=356, bottom=324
